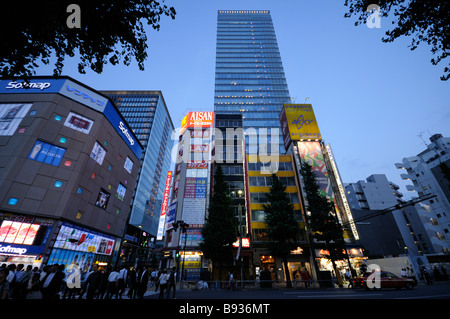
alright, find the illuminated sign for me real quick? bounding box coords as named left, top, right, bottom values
left=157, top=171, right=173, bottom=240
left=325, top=144, right=359, bottom=240
left=54, top=224, right=115, bottom=255
left=180, top=112, right=214, bottom=135
left=233, top=237, right=251, bottom=248
left=0, top=221, right=40, bottom=245
left=28, top=140, right=66, bottom=166
left=280, top=104, right=321, bottom=148
left=64, top=112, right=94, bottom=134
left=0, top=245, right=27, bottom=255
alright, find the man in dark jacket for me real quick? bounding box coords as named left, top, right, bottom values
left=84, top=264, right=103, bottom=299
left=41, top=264, right=64, bottom=299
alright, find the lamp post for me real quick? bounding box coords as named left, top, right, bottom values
left=173, top=220, right=189, bottom=287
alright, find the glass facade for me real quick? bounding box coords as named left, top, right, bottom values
left=214, top=10, right=291, bottom=154
left=103, top=92, right=174, bottom=237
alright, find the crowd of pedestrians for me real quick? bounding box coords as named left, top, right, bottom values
left=0, top=262, right=178, bottom=300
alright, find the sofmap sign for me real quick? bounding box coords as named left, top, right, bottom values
left=0, top=79, right=66, bottom=93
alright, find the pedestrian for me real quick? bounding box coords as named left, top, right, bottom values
left=127, top=267, right=137, bottom=299
left=301, top=269, right=311, bottom=288
left=157, top=269, right=169, bottom=299
left=105, top=267, right=119, bottom=299
left=138, top=265, right=149, bottom=299
left=154, top=269, right=161, bottom=292
left=167, top=267, right=177, bottom=299
left=117, top=265, right=128, bottom=299
left=82, top=264, right=102, bottom=299
left=151, top=268, right=157, bottom=287
left=27, top=272, right=42, bottom=299
left=41, top=264, right=64, bottom=299
left=0, top=269, right=9, bottom=299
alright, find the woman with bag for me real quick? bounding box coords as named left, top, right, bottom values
left=157, top=269, right=169, bottom=299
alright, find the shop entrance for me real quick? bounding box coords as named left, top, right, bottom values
left=284, top=262, right=313, bottom=287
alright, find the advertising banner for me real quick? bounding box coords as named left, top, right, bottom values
left=157, top=171, right=173, bottom=240
left=182, top=177, right=207, bottom=227
left=0, top=103, right=33, bottom=136
left=28, top=140, right=66, bottom=167
left=53, top=224, right=115, bottom=256
left=280, top=104, right=321, bottom=146
left=298, top=141, right=335, bottom=201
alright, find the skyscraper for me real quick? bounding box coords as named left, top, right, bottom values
left=102, top=90, right=174, bottom=263
left=214, top=10, right=291, bottom=155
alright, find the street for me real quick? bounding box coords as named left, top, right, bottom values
left=146, top=281, right=450, bottom=300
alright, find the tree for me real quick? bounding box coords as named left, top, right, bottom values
left=0, top=1, right=176, bottom=78
left=300, top=161, right=347, bottom=286
left=262, top=174, right=299, bottom=288
left=344, top=0, right=450, bottom=81
left=199, top=164, right=238, bottom=284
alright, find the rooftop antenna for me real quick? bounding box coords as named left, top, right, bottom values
left=418, top=132, right=428, bottom=147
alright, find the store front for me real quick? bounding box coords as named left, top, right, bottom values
left=315, top=247, right=367, bottom=282
left=46, top=222, right=118, bottom=281
left=0, top=213, right=55, bottom=268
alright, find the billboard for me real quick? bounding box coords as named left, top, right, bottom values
left=180, top=112, right=214, bottom=135
left=28, top=140, right=66, bottom=166
left=298, top=141, right=335, bottom=202
left=157, top=171, right=173, bottom=240
left=182, top=177, right=207, bottom=227
left=53, top=224, right=115, bottom=256
left=0, top=103, right=33, bottom=136
left=280, top=104, right=321, bottom=149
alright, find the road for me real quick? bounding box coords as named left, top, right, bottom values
left=146, top=281, right=450, bottom=299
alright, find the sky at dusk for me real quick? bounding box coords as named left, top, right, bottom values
left=34, top=0, right=450, bottom=201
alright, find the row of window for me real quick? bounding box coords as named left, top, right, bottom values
left=248, top=161, right=293, bottom=171
left=249, top=176, right=296, bottom=187
left=216, top=74, right=286, bottom=79
left=252, top=210, right=303, bottom=223
left=250, top=192, right=300, bottom=204
left=216, top=63, right=283, bottom=68
left=216, top=58, right=283, bottom=63
left=216, top=67, right=285, bottom=73
left=215, top=79, right=288, bottom=85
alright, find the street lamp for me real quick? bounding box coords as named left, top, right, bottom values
left=173, top=220, right=189, bottom=286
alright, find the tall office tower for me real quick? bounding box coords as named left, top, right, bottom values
left=102, top=90, right=174, bottom=264
left=214, top=10, right=291, bottom=155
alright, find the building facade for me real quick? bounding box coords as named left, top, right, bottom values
left=102, top=90, right=174, bottom=265
left=395, top=133, right=450, bottom=255
left=162, top=112, right=214, bottom=280
left=215, top=10, right=291, bottom=155
left=0, top=77, right=142, bottom=275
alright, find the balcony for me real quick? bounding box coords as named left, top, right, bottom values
left=400, top=173, right=411, bottom=180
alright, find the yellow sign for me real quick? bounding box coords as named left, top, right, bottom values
left=280, top=104, right=321, bottom=147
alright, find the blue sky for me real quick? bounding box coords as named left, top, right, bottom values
left=35, top=0, right=450, bottom=200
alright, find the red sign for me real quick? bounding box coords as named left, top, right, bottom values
left=159, top=171, right=173, bottom=218
left=187, top=162, right=208, bottom=169
left=232, top=237, right=251, bottom=248
left=190, top=144, right=209, bottom=152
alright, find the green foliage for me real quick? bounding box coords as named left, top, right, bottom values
left=300, top=161, right=346, bottom=262
left=262, top=174, right=299, bottom=258
left=344, top=0, right=450, bottom=81
left=199, top=164, right=238, bottom=270
left=0, top=1, right=176, bottom=78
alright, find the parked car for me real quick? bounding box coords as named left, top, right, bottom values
left=352, top=271, right=416, bottom=290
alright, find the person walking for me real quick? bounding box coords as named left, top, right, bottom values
left=41, top=264, right=64, bottom=299
left=137, top=266, right=149, bottom=299
left=0, top=269, right=9, bottom=299
left=117, top=266, right=128, bottom=299
left=127, top=267, right=137, bottom=299
left=167, top=267, right=177, bottom=299
left=82, top=264, right=102, bottom=299
left=157, top=269, right=169, bottom=299
left=106, top=267, right=119, bottom=299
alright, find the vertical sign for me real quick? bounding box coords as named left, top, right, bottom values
left=157, top=171, right=173, bottom=240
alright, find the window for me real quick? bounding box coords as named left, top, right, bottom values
left=252, top=210, right=265, bottom=222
